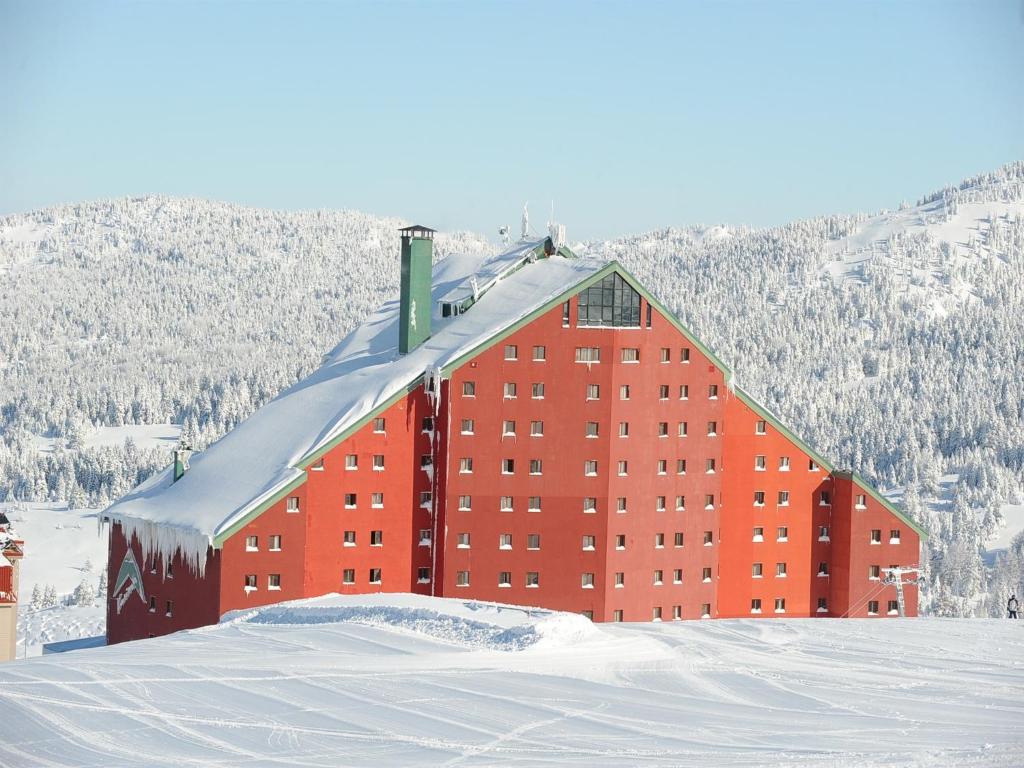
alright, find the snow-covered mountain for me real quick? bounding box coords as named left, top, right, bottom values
left=1, top=163, right=1022, bottom=618
left=1, top=594, right=1020, bottom=767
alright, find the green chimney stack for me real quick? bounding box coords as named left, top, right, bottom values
left=398, top=225, right=435, bottom=354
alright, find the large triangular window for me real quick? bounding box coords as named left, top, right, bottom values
left=577, top=272, right=641, bottom=327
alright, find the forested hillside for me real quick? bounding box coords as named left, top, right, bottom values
left=1, top=163, right=1022, bottom=616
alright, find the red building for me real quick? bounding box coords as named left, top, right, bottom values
left=104, top=227, right=924, bottom=643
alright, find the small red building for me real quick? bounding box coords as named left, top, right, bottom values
left=103, top=227, right=924, bottom=643
left=0, top=512, right=25, bottom=661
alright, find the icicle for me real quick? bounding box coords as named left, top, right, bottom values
left=424, top=364, right=443, bottom=417
left=104, top=514, right=212, bottom=577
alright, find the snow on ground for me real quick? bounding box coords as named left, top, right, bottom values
left=32, top=422, right=182, bottom=454
left=0, top=593, right=1020, bottom=767
left=17, top=603, right=105, bottom=659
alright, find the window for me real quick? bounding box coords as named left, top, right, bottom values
left=707, top=421, right=717, bottom=436
left=755, top=420, right=767, bottom=435
left=503, top=382, right=517, bottom=399
left=660, top=347, right=671, bottom=362
left=753, top=526, right=764, bottom=542
left=501, top=458, right=514, bottom=474
left=646, top=303, right=652, bottom=327
left=777, top=526, right=789, bottom=542
left=268, top=574, right=281, bottom=590
left=752, top=562, right=763, bottom=577
left=586, top=383, right=601, bottom=400
left=287, top=496, right=300, bottom=512
left=460, top=458, right=473, bottom=474
left=673, top=605, right=682, bottom=620
left=578, top=272, right=641, bottom=326
left=776, top=562, right=787, bottom=577
left=673, top=569, right=682, bottom=584
left=166, top=600, right=174, bottom=617
left=528, top=496, right=542, bottom=512
left=372, top=455, right=384, bottom=471
left=504, top=344, right=518, bottom=360
left=527, top=533, right=540, bottom=549
left=751, top=598, right=762, bottom=613
left=562, top=301, right=571, bottom=326
left=676, top=459, right=687, bottom=474
left=370, top=530, right=383, bottom=546
left=421, top=455, right=433, bottom=468
left=575, top=346, right=601, bottom=363
left=582, top=535, right=596, bottom=550
left=419, top=529, right=431, bottom=546
left=679, top=384, right=689, bottom=400
left=704, top=494, right=715, bottom=509
left=655, top=533, right=665, bottom=548
left=583, top=497, right=597, bottom=513
left=584, top=460, right=598, bottom=476
left=343, top=530, right=356, bottom=546
left=457, top=532, right=471, bottom=548
left=615, top=421, right=629, bottom=438
left=500, top=495, right=513, bottom=511
left=701, top=603, right=711, bottom=618
left=775, top=491, right=789, bottom=506
left=586, top=421, right=600, bottom=438
left=310, top=458, right=324, bottom=471
left=531, top=382, right=545, bottom=399
left=615, top=572, right=625, bottom=587
left=148, top=596, right=157, bottom=612
left=244, top=574, right=257, bottom=590
left=775, top=598, right=786, bottom=613
left=499, top=533, right=512, bottom=549
left=498, top=571, right=512, bottom=587
left=269, top=535, right=281, bottom=551
left=703, top=530, right=713, bottom=546
left=856, top=494, right=867, bottom=508
left=369, top=493, right=383, bottom=508
left=462, top=381, right=476, bottom=397
left=342, top=569, right=355, bottom=585
left=702, top=567, right=712, bottom=583
left=869, top=565, right=881, bottom=580
left=887, top=600, right=899, bottom=615
left=457, top=571, right=470, bottom=587
left=659, top=385, right=670, bottom=400
left=418, top=567, right=431, bottom=583
left=708, top=384, right=718, bottom=399
left=617, top=497, right=627, bottom=513
left=344, top=493, right=357, bottom=508
left=890, top=529, right=901, bottom=543
left=653, top=570, right=664, bottom=585
left=529, top=459, right=542, bottom=475
left=656, top=495, right=666, bottom=511
left=817, top=597, right=828, bottom=612
left=615, top=534, right=626, bottom=550
left=820, top=491, right=831, bottom=506
left=530, top=420, right=544, bottom=436
left=754, top=455, right=766, bottom=471
left=621, top=347, right=639, bottom=362
left=369, top=569, right=382, bottom=585
left=420, top=491, right=432, bottom=507
left=658, top=422, right=669, bottom=437
left=818, top=562, right=829, bottom=576
left=525, top=572, right=539, bottom=588
left=867, top=600, right=879, bottom=615
left=532, top=345, right=546, bottom=361
left=619, top=385, right=630, bottom=400
left=422, top=417, right=434, bottom=432
left=617, top=460, right=628, bottom=476
left=706, top=458, right=716, bottom=473
left=779, top=456, right=790, bottom=471
left=674, top=532, right=684, bottom=547
left=613, top=609, right=624, bottom=621
left=870, top=529, right=882, bottom=544
left=681, top=347, right=691, bottom=363
left=582, top=573, right=595, bottom=588
left=373, top=417, right=386, bottom=433
left=245, top=535, right=258, bottom=551
left=809, top=459, right=820, bottom=471
left=502, top=420, right=516, bottom=436
left=345, top=454, right=358, bottom=470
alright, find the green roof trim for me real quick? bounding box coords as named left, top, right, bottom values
left=731, top=386, right=835, bottom=473
left=212, top=472, right=308, bottom=547
left=834, top=470, right=929, bottom=540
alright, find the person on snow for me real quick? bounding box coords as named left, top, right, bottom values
left=1009, top=594, right=1019, bottom=619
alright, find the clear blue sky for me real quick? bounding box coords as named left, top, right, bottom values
left=2, top=1, right=1022, bottom=240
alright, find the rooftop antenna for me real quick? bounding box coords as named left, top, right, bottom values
left=547, top=199, right=566, bottom=249
left=520, top=202, right=529, bottom=242
left=498, top=224, right=511, bottom=246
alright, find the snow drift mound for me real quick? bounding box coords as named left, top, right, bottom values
left=220, top=593, right=601, bottom=652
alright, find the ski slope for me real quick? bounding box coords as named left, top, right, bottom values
left=0, top=594, right=1020, bottom=767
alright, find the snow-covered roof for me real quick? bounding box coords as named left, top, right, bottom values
left=103, top=242, right=608, bottom=566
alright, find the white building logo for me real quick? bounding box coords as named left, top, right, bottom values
left=113, top=548, right=146, bottom=615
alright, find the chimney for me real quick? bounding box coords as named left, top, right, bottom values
left=172, top=446, right=192, bottom=483
left=398, top=225, right=435, bottom=354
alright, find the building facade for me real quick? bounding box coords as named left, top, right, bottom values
left=0, top=513, right=24, bottom=661
left=105, top=229, right=923, bottom=644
